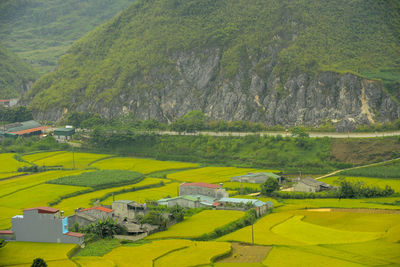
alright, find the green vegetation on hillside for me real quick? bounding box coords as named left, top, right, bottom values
left=340, top=161, right=400, bottom=178
left=26, top=0, right=400, bottom=112
left=0, top=0, right=135, bottom=74
left=0, top=45, right=37, bottom=98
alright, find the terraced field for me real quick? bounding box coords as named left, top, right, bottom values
left=22, top=151, right=68, bottom=163
left=321, top=176, right=400, bottom=192
left=0, top=153, right=28, bottom=172
left=33, top=152, right=110, bottom=169
left=167, top=167, right=279, bottom=183
left=148, top=210, right=245, bottom=239
left=92, top=157, right=199, bottom=174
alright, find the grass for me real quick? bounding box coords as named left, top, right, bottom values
left=33, top=152, right=110, bottom=169
left=148, top=210, right=245, bottom=239
left=340, top=161, right=400, bottom=178
left=0, top=241, right=76, bottom=266
left=101, top=182, right=180, bottom=205
left=167, top=167, right=276, bottom=184
left=47, top=170, right=143, bottom=188
left=321, top=176, right=400, bottom=192
left=75, top=239, right=120, bottom=257
left=92, top=157, right=199, bottom=174
left=55, top=178, right=166, bottom=215
left=271, top=215, right=382, bottom=245
left=154, top=241, right=231, bottom=267
left=0, top=153, right=28, bottom=172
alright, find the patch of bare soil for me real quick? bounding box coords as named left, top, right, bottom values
left=331, top=137, right=400, bottom=165
left=218, top=243, right=272, bottom=263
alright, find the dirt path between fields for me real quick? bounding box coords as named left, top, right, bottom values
left=306, top=208, right=400, bottom=214
left=218, top=242, right=272, bottom=263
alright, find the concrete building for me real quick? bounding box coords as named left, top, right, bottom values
left=68, top=206, right=113, bottom=227
left=8, top=207, right=84, bottom=244
left=179, top=182, right=229, bottom=199
left=157, top=195, right=216, bottom=208
left=231, top=172, right=283, bottom=184
left=54, top=127, right=75, bottom=142
left=294, top=177, right=331, bottom=193
left=112, top=200, right=148, bottom=221
left=215, top=198, right=273, bottom=217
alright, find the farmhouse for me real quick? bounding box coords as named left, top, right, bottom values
left=294, top=177, right=331, bottom=193
left=3, top=207, right=84, bottom=245
left=112, top=200, right=148, bottom=220
left=157, top=195, right=216, bottom=208
left=54, top=126, right=75, bottom=142
left=68, top=206, right=114, bottom=227
left=180, top=182, right=229, bottom=199
left=0, top=99, right=17, bottom=107
left=231, top=172, right=283, bottom=184
left=4, top=120, right=48, bottom=137
left=215, top=198, right=273, bottom=216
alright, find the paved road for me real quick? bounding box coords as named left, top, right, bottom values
left=154, top=130, right=400, bottom=138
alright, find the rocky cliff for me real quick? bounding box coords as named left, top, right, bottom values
left=24, top=0, right=400, bottom=130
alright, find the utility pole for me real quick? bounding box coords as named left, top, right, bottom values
left=72, top=146, right=75, bottom=169
left=251, top=223, right=254, bottom=245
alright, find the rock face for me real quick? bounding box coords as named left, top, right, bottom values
left=31, top=48, right=400, bottom=131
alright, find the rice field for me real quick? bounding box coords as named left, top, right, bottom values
left=0, top=241, right=76, bottom=266
left=321, top=176, right=400, bottom=192
left=101, top=182, right=180, bottom=205
left=0, top=153, right=28, bottom=172
left=22, top=151, right=68, bottom=163
left=167, top=167, right=278, bottom=184
left=55, top=178, right=166, bottom=215
left=154, top=241, right=231, bottom=267
left=73, top=256, right=115, bottom=267
left=33, top=152, right=110, bottom=169
left=92, top=157, right=199, bottom=174
left=0, top=172, right=25, bottom=180
left=223, top=181, right=261, bottom=190
left=148, top=210, right=245, bottom=239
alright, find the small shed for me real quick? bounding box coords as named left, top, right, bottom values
left=231, top=172, right=283, bottom=184
left=54, top=127, right=75, bottom=142
left=294, top=177, right=331, bottom=193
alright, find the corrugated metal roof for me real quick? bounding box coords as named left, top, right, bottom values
left=24, top=207, right=59, bottom=213
left=301, top=177, right=330, bottom=187
left=232, top=172, right=280, bottom=179
left=219, top=197, right=267, bottom=207
left=0, top=230, right=13, bottom=234
left=64, top=232, right=84, bottom=237
left=6, top=120, right=42, bottom=132
left=10, top=126, right=49, bottom=135
left=180, top=182, right=220, bottom=189
left=113, top=200, right=133, bottom=204
left=80, top=206, right=113, bottom=213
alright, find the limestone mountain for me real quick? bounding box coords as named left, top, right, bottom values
left=0, top=0, right=135, bottom=74
left=24, top=0, right=400, bottom=130
left=0, top=45, right=37, bottom=99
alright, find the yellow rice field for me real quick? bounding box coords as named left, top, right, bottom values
left=0, top=241, right=76, bottom=266
left=154, top=241, right=231, bottom=267
left=22, top=151, right=68, bottom=163
left=167, top=167, right=277, bottom=183
left=321, top=176, right=400, bottom=192
left=223, top=181, right=261, bottom=190
left=73, top=256, right=115, bottom=267
left=33, top=152, right=110, bottom=169
left=92, top=157, right=199, bottom=174
left=148, top=210, right=245, bottom=239
left=55, top=178, right=166, bottom=215
left=101, top=182, right=180, bottom=205
left=0, top=172, right=25, bottom=180
left=0, top=153, right=28, bottom=172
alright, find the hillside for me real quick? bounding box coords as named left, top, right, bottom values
left=0, top=45, right=37, bottom=99
left=24, top=0, right=400, bottom=130
left=0, top=0, right=135, bottom=74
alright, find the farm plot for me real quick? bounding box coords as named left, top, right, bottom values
left=101, top=182, right=179, bottom=205
left=22, top=151, right=67, bottom=163
left=321, top=176, right=400, bottom=192
left=33, top=152, right=110, bottom=169
left=148, top=210, right=245, bottom=239
left=0, top=153, right=28, bottom=172
left=0, top=172, right=25, bottom=180
left=271, top=215, right=383, bottom=244
left=167, top=167, right=278, bottom=184
left=0, top=206, right=20, bottom=229
left=47, top=170, right=143, bottom=188
left=0, top=170, right=87, bottom=198
left=223, top=182, right=261, bottom=190
left=263, top=246, right=364, bottom=267
left=154, top=241, right=231, bottom=267
left=92, top=157, right=198, bottom=174
left=0, top=241, right=76, bottom=266
left=103, top=239, right=192, bottom=267
left=55, top=178, right=166, bottom=215
left=73, top=256, right=115, bottom=267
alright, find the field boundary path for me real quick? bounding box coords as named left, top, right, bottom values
left=151, top=130, right=400, bottom=138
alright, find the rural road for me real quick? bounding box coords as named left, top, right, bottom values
left=153, top=130, right=400, bottom=138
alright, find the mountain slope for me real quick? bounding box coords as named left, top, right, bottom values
left=0, top=0, right=135, bottom=74
left=25, top=0, right=400, bottom=129
left=0, top=45, right=37, bottom=99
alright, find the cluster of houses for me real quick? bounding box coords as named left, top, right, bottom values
left=0, top=171, right=333, bottom=246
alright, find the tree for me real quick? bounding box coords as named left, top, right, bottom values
left=169, top=204, right=185, bottom=222
left=261, top=177, right=280, bottom=196
left=290, top=126, right=309, bottom=138
left=84, top=218, right=123, bottom=238
left=31, top=258, right=47, bottom=267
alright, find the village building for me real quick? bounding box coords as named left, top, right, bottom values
left=231, top=172, right=283, bottom=184
left=54, top=126, right=75, bottom=142
left=2, top=207, right=84, bottom=245
left=68, top=206, right=114, bottom=227
left=157, top=195, right=216, bottom=208
left=214, top=198, right=273, bottom=216
left=4, top=120, right=48, bottom=137
left=179, top=182, right=229, bottom=199
left=293, top=177, right=331, bottom=193
left=112, top=200, right=148, bottom=221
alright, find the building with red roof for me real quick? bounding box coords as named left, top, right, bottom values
left=68, top=206, right=114, bottom=228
